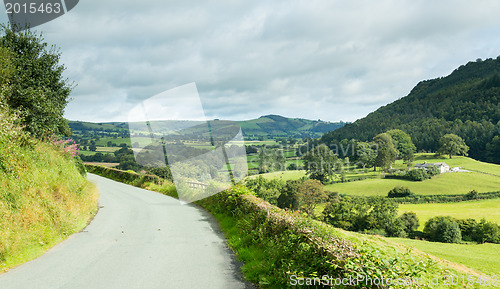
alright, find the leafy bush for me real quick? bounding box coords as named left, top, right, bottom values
left=198, top=189, right=438, bottom=288
left=405, top=168, right=429, bottom=181
left=384, top=217, right=407, bottom=238
left=426, top=166, right=440, bottom=177
left=322, top=196, right=400, bottom=235
left=423, top=216, right=462, bottom=243
left=244, top=176, right=285, bottom=205
left=390, top=190, right=500, bottom=204
left=456, top=218, right=477, bottom=241
left=387, top=186, right=414, bottom=198
left=464, top=189, right=479, bottom=200
left=472, top=219, right=500, bottom=244
left=399, top=212, right=420, bottom=235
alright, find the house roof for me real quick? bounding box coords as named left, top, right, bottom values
left=415, top=162, right=449, bottom=167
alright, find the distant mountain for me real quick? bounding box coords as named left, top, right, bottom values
left=238, top=115, right=346, bottom=139
left=321, top=56, right=500, bottom=163
left=68, top=115, right=345, bottom=139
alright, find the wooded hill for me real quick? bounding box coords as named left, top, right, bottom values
left=321, top=56, right=500, bottom=164
left=69, top=115, right=346, bottom=140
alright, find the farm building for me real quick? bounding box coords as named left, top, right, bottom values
left=414, top=161, right=450, bottom=173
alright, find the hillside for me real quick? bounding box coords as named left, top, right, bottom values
left=0, top=106, right=98, bottom=271
left=321, top=56, right=500, bottom=163
left=68, top=115, right=346, bottom=140
left=238, top=114, right=345, bottom=138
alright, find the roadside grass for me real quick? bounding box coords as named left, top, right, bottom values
left=201, top=191, right=475, bottom=289
left=390, top=238, right=500, bottom=276
left=399, top=199, right=500, bottom=230
left=0, top=142, right=98, bottom=272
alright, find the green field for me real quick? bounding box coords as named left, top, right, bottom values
left=246, top=170, right=307, bottom=181
left=96, top=146, right=121, bottom=152
left=391, top=238, right=500, bottom=276
left=93, top=136, right=131, bottom=147
left=325, top=172, right=500, bottom=196
left=399, top=198, right=500, bottom=230
left=322, top=155, right=500, bottom=196
left=247, top=155, right=500, bottom=197
left=411, top=154, right=500, bottom=176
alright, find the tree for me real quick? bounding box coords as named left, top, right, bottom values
left=473, top=219, right=500, bottom=244
left=373, top=133, right=397, bottom=171
left=302, top=144, right=340, bottom=184
left=387, top=186, right=414, bottom=198
left=354, top=142, right=377, bottom=170
left=399, top=212, right=419, bottom=235
left=437, top=134, right=469, bottom=159
left=322, top=196, right=369, bottom=231
left=0, top=26, right=73, bottom=137
left=364, top=197, right=399, bottom=233
left=424, top=216, right=462, bottom=243
left=89, top=143, right=97, bottom=151
left=277, top=180, right=301, bottom=210
left=486, top=135, right=500, bottom=164
left=298, top=179, right=327, bottom=216
left=387, top=129, right=416, bottom=166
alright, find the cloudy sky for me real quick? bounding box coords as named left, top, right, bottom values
left=4, top=0, right=500, bottom=123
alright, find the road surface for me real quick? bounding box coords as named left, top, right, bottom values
left=0, top=174, right=255, bottom=289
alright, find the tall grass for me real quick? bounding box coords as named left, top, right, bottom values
left=0, top=105, right=98, bottom=271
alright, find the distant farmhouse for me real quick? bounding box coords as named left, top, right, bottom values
left=414, top=161, right=450, bottom=173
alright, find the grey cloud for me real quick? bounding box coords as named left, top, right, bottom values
left=29, top=0, right=500, bottom=123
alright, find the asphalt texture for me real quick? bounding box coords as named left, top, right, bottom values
left=0, top=174, right=256, bottom=289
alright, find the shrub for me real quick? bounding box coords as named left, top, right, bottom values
left=245, top=176, right=285, bottom=205
left=385, top=217, right=407, bottom=237
left=387, top=186, right=414, bottom=198
left=464, top=189, right=479, bottom=201
left=473, top=219, right=500, bottom=244
left=426, top=166, right=440, bottom=177
left=405, top=169, right=429, bottom=181
left=456, top=218, right=478, bottom=242
left=423, top=216, right=462, bottom=243
left=399, top=212, right=419, bottom=235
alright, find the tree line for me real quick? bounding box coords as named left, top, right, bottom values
left=321, top=56, right=500, bottom=164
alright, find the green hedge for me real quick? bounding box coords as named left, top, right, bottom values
left=85, top=164, right=164, bottom=187
left=198, top=187, right=437, bottom=288
left=391, top=190, right=500, bottom=204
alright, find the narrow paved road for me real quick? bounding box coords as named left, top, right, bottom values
left=0, top=174, right=255, bottom=289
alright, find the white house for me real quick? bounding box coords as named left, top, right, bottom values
left=414, top=161, right=450, bottom=173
